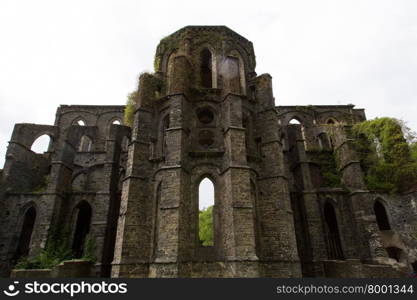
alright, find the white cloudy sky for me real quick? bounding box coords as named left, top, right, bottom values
left=1, top=0, right=417, bottom=174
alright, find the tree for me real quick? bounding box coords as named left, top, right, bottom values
left=199, top=206, right=213, bottom=246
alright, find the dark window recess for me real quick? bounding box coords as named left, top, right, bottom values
left=197, top=108, right=214, bottom=124
left=14, top=207, right=36, bottom=261
left=374, top=201, right=391, bottom=230
left=200, top=48, right=212, bottom=88
left=386, top=247, right=402, bottom=262
left=324, top=202, right=344, bottom=260
left=72, top=202, right=92, bottom=258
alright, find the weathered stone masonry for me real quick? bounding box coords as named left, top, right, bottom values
left=1, top=26, right=416, bottom=277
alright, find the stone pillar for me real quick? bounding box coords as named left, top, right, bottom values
left=287, top=125, right=327, bottom=276
left=221, top=93, right=259, bottom=277
left=151, top=94, right=189, bottom=277
left=332, top=126, right=381, bottom=262
left=95, top=126, right=128, bottom=276
left=255, top=74, right=301, bottom=277
left=111, top=75, right=157, bottom=277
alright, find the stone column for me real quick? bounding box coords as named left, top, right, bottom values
left=332, top=126, right=381, bottom=262
left=255, top=74, right=302, bottom=277
left=221, top=93, right=259, bottom=277
left=111, top=74, right=158, bottom=277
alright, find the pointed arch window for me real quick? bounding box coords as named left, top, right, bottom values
left=288, top=118, right=307, bottom=150
left=74, top=119, right=86, bottom=126
left=72, top=201, right=92, bottom=258
left=324, top=202, right=344, bottom=260
left=14, top=207, right=36, bottom=260
left=289, top=118, right=301, bottom=125
left=374, top=201, right=391, bottom=230
left=200, top=48, right=213, bottom=88
left=78, top=135, right=93, bottom=152
left=198, top=177, right=214, bottom=246
left=31, top=134, right=52, bottom=153
left=318, top=132, right=331, bottom=150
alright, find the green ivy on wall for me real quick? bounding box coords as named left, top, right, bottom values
left=351, top=117, right=417, bottom=194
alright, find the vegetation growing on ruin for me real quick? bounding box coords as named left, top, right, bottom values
left=310, top=150, right=342, bottom=188
left=199, top=206, right=213, bottom=246
left=123, top=91, right=137, bottom=128
left=15, top=227, right=73, bottom=269
left=351, top=117, right=417, bottom=193
left=81, top=233, right=97, bottom=262
left=15, top=227, right=96, bottom=269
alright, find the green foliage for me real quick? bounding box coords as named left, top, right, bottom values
left=124, top=91, right=137, bottom=128
left=199, top=206, right=213, bottom=246
left=310, top=150, right=342, bottom=187
left=81, top=233, right=97, bottom=263
left=15, top=227, right=97, bottom=270
left=411, top=143, right=417, bottom=162
left=352, top=117, right=417, bottom=193
left=15, top=227, right=73, bottom=269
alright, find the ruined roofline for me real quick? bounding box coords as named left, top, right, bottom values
left=59, top=104, right=125, bottom=109
left=276, top=104, right=364, bottom=110
left=165, top=25, right=251, bottom=44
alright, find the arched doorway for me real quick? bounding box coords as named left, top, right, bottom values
left=324, top=202, right=344, bottom=260
left=14, top=207, right=36, bottom=261
left=72, top=201, right=92, bottom=258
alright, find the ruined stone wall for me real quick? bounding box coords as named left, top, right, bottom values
left=1, top=26, right=416, bottom=278
left=0, top=105, right=129, bottom=277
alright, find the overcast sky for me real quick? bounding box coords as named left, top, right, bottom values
left=1, top=0, right=416, bottom=177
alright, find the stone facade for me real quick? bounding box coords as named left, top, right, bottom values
left=0, top=26, right=416, bottom=278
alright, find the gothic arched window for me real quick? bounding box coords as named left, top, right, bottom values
left=324, top=202, right=344, bottom=260
left=72, top=201, right=92, bottom=258
left=374, top=201, right=391, bottom=230
left=198, top=177, right=214, bottom=246
left=200, top=48, right=213, bottom=88
left=14, top=206, right=36, bottom=260
left=31, top=134, right=52, bottom=153
left=78, top=135, right=93, bottom=152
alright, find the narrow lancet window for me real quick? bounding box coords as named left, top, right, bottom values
left=200, top=48, right=213, bottom=88
left=324, top=202, right=344, bottom=260
left=198, top=177, right=214, bottom=246
left=14, top=207, right=36, bottom=260
left=72, top=201, right=92, bottom=258
left=374, top=201, right=391, bottom=230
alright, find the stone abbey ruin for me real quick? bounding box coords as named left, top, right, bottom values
left=1, top=26, right=416, bottom=278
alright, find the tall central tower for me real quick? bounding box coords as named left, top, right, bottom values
left=111, top=26, right=301, bottom=277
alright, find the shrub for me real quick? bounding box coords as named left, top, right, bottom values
left=123, top=91, right=137, bottom=128
left=352, top=117, right=417, bottom=193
